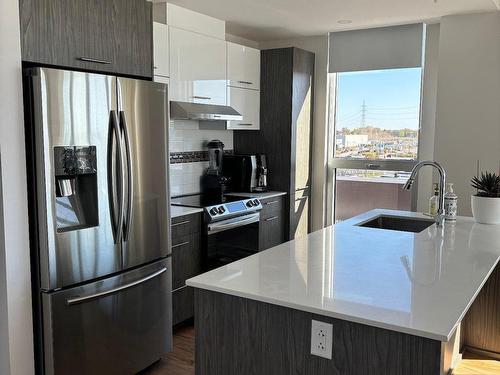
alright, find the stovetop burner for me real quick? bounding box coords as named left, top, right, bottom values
left=171, top=194, right=241, bottom=208
left=171, top=194, right=262, bottom=222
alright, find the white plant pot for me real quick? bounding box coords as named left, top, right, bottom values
left=471, top=195, right=500, bottom=224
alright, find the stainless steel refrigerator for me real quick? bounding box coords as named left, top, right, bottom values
left=24, top=67, right=172, bottom=375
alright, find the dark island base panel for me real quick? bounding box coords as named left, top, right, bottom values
left=194, top=290, right=444, bottom=375
left=461, top=261, right=500, bottom=357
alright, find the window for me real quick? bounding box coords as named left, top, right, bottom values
left=334, top=68, right=422, bottom=161
left=329, top=68, right=423, bottom=222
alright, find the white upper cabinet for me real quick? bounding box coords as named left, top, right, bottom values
left=153, top=22, right=169, bottom=78
left=169, top=27, right=227, bottom=105
left=166, top=3, right=225, bottom=39
left=227, top=86, right=260, bottom=130
left=153, top=75, right=169, bottom=85
left=227, top=42, right=260, bottom=90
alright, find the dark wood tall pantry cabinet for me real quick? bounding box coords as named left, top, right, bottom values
left=19, top=0, right=153, bottom=78
left=234, top=47, right=314, bottom=240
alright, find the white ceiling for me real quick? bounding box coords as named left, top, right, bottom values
left=167, top=0, right=499, bottom=41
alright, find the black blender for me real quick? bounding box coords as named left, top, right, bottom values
left=201, top=140, right=230, bottom=204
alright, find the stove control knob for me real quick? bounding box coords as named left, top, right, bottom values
left=218, top=206, right=226, bottom=214
left=253, top=199, right=260, bottom=206
left=210, top=207, right=219, bottom=216
left=246, top=200, right=254, bottom=208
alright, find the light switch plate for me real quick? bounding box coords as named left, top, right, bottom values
left=311, top=320, right=333, bottom=359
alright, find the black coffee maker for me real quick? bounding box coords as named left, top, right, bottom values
left=201, top=140, right=230, bottom=203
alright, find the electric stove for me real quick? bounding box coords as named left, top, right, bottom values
left=171, top=193, right=262, bottom=222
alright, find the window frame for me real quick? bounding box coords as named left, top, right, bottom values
left=326, top=68, right=426, bottom=225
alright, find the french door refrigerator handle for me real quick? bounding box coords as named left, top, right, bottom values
left=65, top=267, right=167, bottom=305
left=107, top=110, right=125, bottom=244
left=119, top=110, right=133, bottom=241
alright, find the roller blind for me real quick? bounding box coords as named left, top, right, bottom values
left=329, top=23, right=425, bottom=73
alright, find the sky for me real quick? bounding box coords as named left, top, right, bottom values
left=335, top=68, right=422, bottom=131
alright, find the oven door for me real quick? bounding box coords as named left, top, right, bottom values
left=206, top=212, right=260, bottom=268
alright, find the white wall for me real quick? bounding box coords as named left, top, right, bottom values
left=0, top=0, right=35, bottom=373
left=416, top=23, right=440, bottom=212
left=0, top=153, right=10, bottom=375
left=434, top=12, right=500, bottom=216
left=259, top=36, right=329, bottom=231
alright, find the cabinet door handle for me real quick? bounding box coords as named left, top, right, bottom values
left=237, top=123, right=253, bottom=126
left=265, top=200, right=279, bottom=205
left=78, top=57, right=112, bottom=65
left=172, top=241, right=190, bottom=249
left=238, top=80, right=253, bottom=85
left=172, top=285, right=189, bottom=293
left=171, top=220, right=190, bottom=227
left=265, top=216, right=279, bottom=222
left=192, top=96, right=211, bottom=100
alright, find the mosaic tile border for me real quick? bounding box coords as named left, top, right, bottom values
left=170, top=149, right=234, bottom=164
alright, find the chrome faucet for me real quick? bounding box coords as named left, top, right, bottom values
left=403, top=161, right=447, bottom=226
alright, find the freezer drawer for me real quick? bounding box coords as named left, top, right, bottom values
left=42, top=258, right=172, bottom=375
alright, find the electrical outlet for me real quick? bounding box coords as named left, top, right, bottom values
left=310, top=320, right=333, bottom=359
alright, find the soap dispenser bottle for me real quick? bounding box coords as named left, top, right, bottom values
left=444, top=183, right=458, bottom=221
left=429, top=183, right=439, bottom=216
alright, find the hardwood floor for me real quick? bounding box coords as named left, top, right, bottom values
left=452, top=359, right=500, bottom=375
left=139, top=323, right=195, bottom=375
left=452, top=351, right=500, bottom=375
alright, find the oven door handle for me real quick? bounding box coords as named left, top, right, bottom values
left=207, top=213, right=260, bottom=235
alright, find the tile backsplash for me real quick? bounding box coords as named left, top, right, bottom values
left=169, top=120, right=233, bottom=153
left=170, top=161, right=209, bottom=197
left=169, top=120, right=233, bottom=197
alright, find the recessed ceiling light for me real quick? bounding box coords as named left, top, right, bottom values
left=338, top=19, right=352, bottom=24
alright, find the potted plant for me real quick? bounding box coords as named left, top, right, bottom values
left=471, top=171, right=500, bottom=224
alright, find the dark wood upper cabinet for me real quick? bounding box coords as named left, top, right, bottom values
left=234, top=47, right=315, bottom=240
left=19, top=0, right=153, bottom=78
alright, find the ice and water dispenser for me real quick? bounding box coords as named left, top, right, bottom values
left=54, top=146, right=98, bottom=232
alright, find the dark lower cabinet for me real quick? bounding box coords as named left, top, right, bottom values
left=171, top=213, right=202, bottom=239
left=171, top=213, right=202, bottom=325
left=19, top=0, right=153, bottom=78
left=172, top=286, right=194, bottom=326
left=259, top=195, right=286, bottom=251
left=172, top=235, right=201, bottom=290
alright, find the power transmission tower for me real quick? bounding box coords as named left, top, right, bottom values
left=361, top=100, right=367, bottom=127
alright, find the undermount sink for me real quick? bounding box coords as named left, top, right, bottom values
left=356, top=215, right=435, bottom=233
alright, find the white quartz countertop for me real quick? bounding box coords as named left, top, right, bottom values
left=170, top=205, right=203, bottom=218
left=187, top=209, right=500, bottom=342
left=225, top=191, right=287, bottom=199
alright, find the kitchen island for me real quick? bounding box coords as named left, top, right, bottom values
left=186, top=209, right=500, bottom=375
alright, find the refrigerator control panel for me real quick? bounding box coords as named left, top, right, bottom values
left=54, top=146, right=97, bottom=176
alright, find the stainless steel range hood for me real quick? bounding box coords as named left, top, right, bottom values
left=170, top=101, right=242, bottom=121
